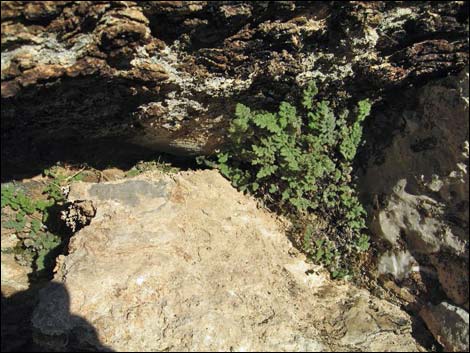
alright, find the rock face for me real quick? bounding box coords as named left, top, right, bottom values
left=1, top=1, right=468, bottom=177
left=32, top=170, right=423, bottom=352
left=420, top=302, right=469, bottom=352
left=1, top=230, right=31, bottom=296
left=359, top=69, right=469, bottom=348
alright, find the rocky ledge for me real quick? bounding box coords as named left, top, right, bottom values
left=1, top=1, right=468, bottom=175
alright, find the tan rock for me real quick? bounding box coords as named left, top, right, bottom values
left=1, top=254, right=31, bottom=297
left=32, top=170, right=423, bottom=352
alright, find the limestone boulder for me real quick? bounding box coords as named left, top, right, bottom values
left=32, top=170, right=424, bottom=352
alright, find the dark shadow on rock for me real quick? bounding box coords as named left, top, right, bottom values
left=1, top=285, right=39, bottom=352
left=0, top=134, right=201, bottom=183
left=408, top=312, right=443, bottom=352
left=0, top=74, right=200, bottom=183
left=1, top=282, right=114, bottom=352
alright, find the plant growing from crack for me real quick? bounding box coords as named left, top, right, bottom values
left=1, top=165, right=86, bottom=276
left=199, top=81, right=372, bottom=278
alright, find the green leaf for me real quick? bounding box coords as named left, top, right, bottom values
left=218, top=164, right=231, bottom=177
left=278, top=102, right=298, bottom=130
left=217, top=153, right=229, bottom=164
left=357, top=99, right=372, bottom=123
left=3, top=220, right=19, bottom=229
left=9, top=201, right=20, bottom=211
left=42, top=211, right=50, bottom=223
left=35, top=199, right=52, bottom=211
left=16, top=212, right=25, bottom=222
left=268, top=184, right=278, bottom=194
left=31, top=219, right=42, bottom=234
left=256, top=165, right=277, bottom=179
left=71, top=173, right=84, bottom=182
left=302, top=81, right=318, bottom=110
left=253, top=113, right=280, bottom=133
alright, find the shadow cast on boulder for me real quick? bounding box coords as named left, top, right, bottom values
left=1, top=282, right=114, bottom=352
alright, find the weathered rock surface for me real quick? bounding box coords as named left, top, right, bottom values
left=32, top=170, right=424, bottom=352
left=420, top=302, right=469, bottom=352
left=359, top=68, right=469, bottom=346
left=1, top=1, right=468, bottom=177
left=0, top=251, right=31, bottom=296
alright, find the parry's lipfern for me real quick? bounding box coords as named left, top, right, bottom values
left=199, top=81, right=372, bottom=278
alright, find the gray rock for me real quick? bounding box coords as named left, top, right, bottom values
left=371, top=179, right=465, bottom=255
left=420, top=302, right=469, bottom=352
left=361, top=69, right=469, bottom=307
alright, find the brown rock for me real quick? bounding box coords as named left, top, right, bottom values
left=17, top=65, right=65, bottom=87
left=1, top=80, right=21, bottom=98
left=127, top=61, right=169, bottom=82
left=431, top=255, right=469, bottom=310
left=1, top=1, right=469, bottom=196
left=24, top=1, right=66, bottom=22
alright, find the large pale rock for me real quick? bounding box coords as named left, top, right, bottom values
left=32, top=170, right=423, bottom=352
left=362, top=69, right=469, bottom=298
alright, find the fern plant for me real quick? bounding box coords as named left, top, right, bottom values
left=199, top=81, right=372, bottom=278
left=1, top=184, right=60, bottom=273
left=1, top=166, right=87, bottom=275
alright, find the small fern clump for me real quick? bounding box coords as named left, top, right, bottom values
left=199, top=81, right=372, bottom=278
left=1, top=184, right=60, bottom=274
left=1, top=165, right=86, bottom=276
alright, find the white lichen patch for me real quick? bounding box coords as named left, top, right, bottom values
left=295, top=52, right=354, bottom=86
left=378, top=7, right=416, bottom=33
left=132, top=41, right=255, bottom=130
left=1, top=33, right=94, bottom=72
left=145, top=41, right=254, bottom=97
left=131, top=41, right=258, bottom=122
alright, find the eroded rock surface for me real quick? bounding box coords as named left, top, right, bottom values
left=1, top=1, right=468, bottom=177
left=359, top=69, right=469, bottom=348
left=420, top=302, right=469, bottom=352
left=32, top=170, right=424, bottom=352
